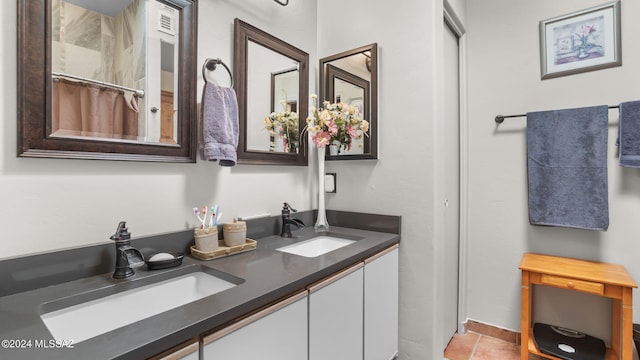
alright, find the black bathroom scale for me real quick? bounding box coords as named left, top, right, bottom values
left=533, top=323, right=606, bottom=360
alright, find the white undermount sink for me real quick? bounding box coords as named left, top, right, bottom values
left=41, top=269, right=241, bottom=343
left=277, top=235, right=357, bottom=258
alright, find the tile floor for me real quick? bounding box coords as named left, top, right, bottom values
left=444, top=332, right=547, bottom=360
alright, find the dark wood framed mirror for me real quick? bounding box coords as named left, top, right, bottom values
left=319, top=43, right=378, bottom=160
left=234, top=18, right=309, bottom=166
left=17, top=0, right=198, bottom=162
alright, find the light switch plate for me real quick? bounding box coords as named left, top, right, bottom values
left=325, top=173, right=336, bottom=193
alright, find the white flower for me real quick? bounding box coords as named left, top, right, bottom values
left=320, top=110, right=332, bottom=122
left=360, top=120, right=369, bottom=133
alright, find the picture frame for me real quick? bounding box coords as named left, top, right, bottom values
left=350, top=97, right=364, bottom=116
left=539, top=1, right=621, bottom=80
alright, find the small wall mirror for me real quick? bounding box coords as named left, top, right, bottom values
left=234, top=18, right=309, bottom=166
left=319, top=43, right=378, bottom=160
left=18, top=0, right=198, bottom=162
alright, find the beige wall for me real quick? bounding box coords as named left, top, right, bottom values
left=466, top=0, right=640, bottom=338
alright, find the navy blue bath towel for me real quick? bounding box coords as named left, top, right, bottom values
left=527, top=105, right=609, bottom=231
left=618, top=100, right=640, bottom=168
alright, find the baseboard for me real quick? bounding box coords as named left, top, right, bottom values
left=463, top=319, right=521, bottom=345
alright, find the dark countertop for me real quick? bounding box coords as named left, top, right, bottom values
left=0, top=226, right=399, bottom=360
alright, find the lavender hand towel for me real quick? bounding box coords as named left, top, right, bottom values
left=200, top=81, right=239, bottom=166
left=527, top=105, right=609, bottom=231
left=618, top=100, right=640, bottom=168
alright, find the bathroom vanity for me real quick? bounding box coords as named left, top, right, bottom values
left=0, top=211, right=400, bottom=360
left=200, top=244, right=398, bottom=360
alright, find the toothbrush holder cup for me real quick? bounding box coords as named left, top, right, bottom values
left=223, top=220, right=247, bottom=247
left=194, top=227, right=219, bottom=253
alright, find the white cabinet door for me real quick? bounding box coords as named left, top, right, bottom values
left=309, top=263, right=364, bottom=360
left=364, top=245, right=399, bottom=360
left=201, top=291, right=308, bottom=360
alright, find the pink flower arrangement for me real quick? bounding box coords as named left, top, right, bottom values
left=576, top=24, right=596, bottom=38
left=574, top=24, right=598, bottom=50
left=304, top=95, right=369, bottom=151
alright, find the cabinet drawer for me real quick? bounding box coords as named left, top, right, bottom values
left=540, top=274, right=604, bottom=295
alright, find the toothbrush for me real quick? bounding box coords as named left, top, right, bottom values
left=201, top=206, right=208, bottom=228
left=215, top=212, right=222, bottom=226
left=211, top=204, right=220, bottom=226
left=193, top=207, right=206, bottom=229
left=209, top=205, right=218, bottom=227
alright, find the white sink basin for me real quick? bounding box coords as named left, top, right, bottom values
left=41, top=269, right=240, bottom=343
left=277, top=235, right=356, bottom=257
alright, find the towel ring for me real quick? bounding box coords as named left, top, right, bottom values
left=202, top=58, right=233, bottom=87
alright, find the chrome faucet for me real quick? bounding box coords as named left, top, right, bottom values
left=280, top=202, right=305, bottom=238
left=110, top=221, right=144, bottom=279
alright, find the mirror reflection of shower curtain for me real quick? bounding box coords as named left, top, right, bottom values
left=52, top=79, right=139, bottom=140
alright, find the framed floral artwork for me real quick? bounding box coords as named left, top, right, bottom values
left=539, top=1, right=621, bottom=80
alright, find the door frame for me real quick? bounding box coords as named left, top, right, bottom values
left=443, top=1, right=468, bottom=335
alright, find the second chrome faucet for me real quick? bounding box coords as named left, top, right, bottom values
left=280, top=202, right=305, bottom=237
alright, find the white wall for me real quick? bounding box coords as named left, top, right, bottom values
left=466, top=0, right=640, bottom=338
left=317, top=0, right=447, bottom=358
left=0, top=0, right=317, bottom=258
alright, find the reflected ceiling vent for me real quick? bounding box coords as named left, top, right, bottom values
left=158, top=6, right=177, bottom=36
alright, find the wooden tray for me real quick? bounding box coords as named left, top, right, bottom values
left=190, top=239, right=257, bottom=261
